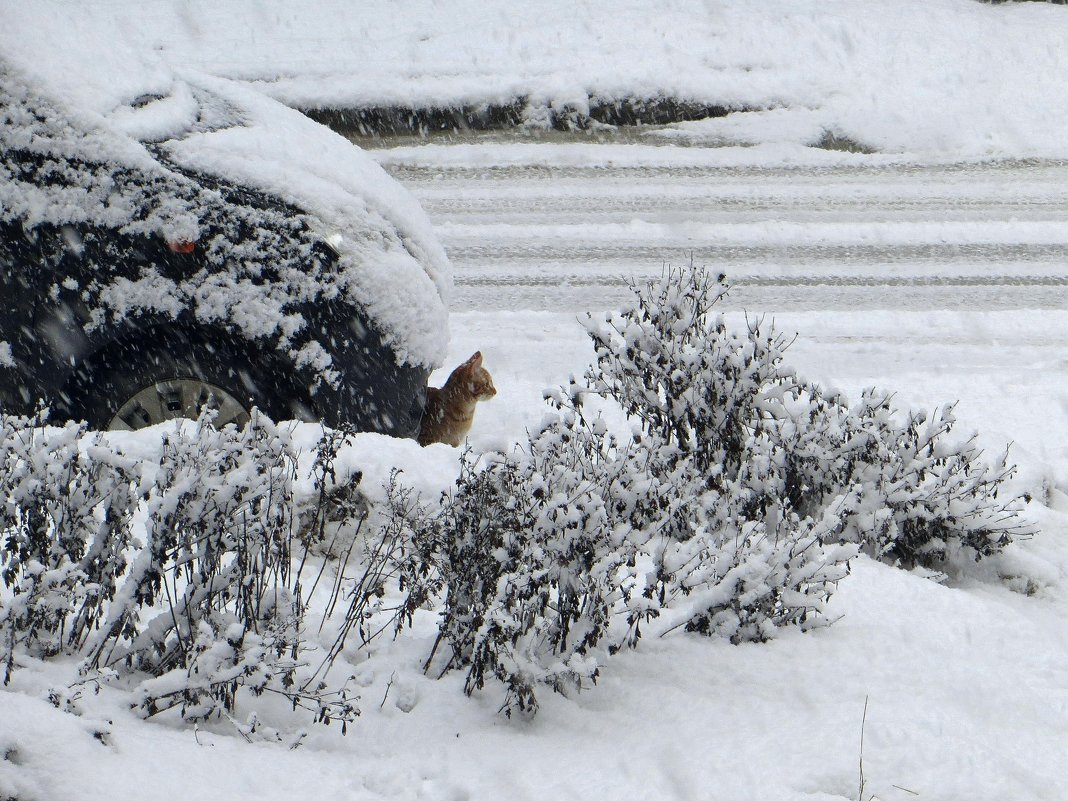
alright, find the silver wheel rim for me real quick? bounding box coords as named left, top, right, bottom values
left=108, top=379, right=251, bottom=431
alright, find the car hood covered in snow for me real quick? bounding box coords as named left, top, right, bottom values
left=0, top=59, right=451, bottom=370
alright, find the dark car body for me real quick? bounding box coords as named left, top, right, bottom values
left=1, top=67, right=448, bottom=435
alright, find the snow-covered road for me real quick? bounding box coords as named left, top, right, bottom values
left=372, top=142, right=1068, bottom=313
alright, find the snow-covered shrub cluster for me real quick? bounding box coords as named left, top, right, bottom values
left=413, top=432, right=637, bottom=716
left=0, top=412, right=374, bottom=730
left=393, top=407, right=854, bottom=716
left=99, top=413, right=316, bottom=722
left=778, top=386, right=1031, bottom=568
left=387, top=265, right=1032, bottom=715
left=584, top=265, right=1032, bottom=570
left=0, top=265, right=1035, bottom=725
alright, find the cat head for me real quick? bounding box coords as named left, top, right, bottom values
left=458, top=351, right=496, bottom=400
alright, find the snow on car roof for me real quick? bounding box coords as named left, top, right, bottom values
left=0, top=60, right=450, bottom=370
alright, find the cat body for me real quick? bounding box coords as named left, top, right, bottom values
left=418, top=351, right=496, bottom=447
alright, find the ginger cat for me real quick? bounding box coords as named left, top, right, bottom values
left=418, top=351, right=496, bottom=447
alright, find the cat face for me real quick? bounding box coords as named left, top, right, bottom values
left=460, top=351, right=497, bottom=400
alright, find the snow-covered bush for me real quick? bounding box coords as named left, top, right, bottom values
left=418, top=413, right=637, bottom=716
left=568, top=287, right=843, bottom=635
left=1, top=413, right=141, bottom=683
left=104, top=412, right=306, bottom=721
left=1, top=410, right=371, bottom=729
left=576, top=267, right=857, bottom=640
left=77, top=413, right=362, bottom=726
left=778, top=387, right=1032, bottom=568
left=584, top=269, right=794, bottom=492
left=588, top=264, right=1030, bottom=571
left=391, top=390, right=853, bottom=715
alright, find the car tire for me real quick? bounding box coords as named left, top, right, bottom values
left=58, top=329, right=316, bottom=431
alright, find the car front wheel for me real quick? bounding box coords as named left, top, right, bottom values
left=107, top=377, right=251, bottom=431
left=59, top=331, right=315, bottom=431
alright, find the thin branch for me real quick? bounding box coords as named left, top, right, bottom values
left=858, top=695, right=869, bottom=801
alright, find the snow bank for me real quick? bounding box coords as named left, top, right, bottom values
left=3, top=0, right=1067, bottom=158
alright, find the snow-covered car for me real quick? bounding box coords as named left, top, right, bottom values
left=0, top=61, right=450, bottom=435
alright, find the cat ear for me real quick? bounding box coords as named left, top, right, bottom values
left=467, top=351, right=483, bottom=366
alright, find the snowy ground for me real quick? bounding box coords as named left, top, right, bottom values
left=4, top=1, right=1068, bottom=800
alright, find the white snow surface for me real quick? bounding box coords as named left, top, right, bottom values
left=3, top=0, right=1068, bottom=158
